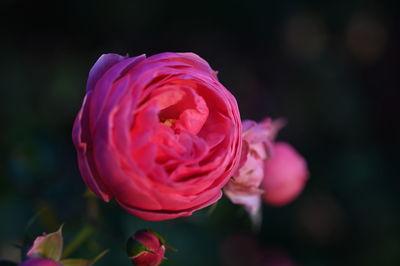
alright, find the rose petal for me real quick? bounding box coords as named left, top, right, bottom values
left=262, top=142, right=309, bottom=206
left=86, top=53, right=127, bottom=92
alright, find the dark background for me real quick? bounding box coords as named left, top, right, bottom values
left=1, top=0, right=399, bottom=265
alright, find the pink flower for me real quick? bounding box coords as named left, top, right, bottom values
left=224, top=119, right=284, bottom=217
left=262, top=142, right=309, bottom=206
left=73, top=52, right=242, bottom=221
left=19, top=258, right=61, bottom=266
left=26, top=226, right=63, bottom=262
left=127, top=230, right=166, bottom=266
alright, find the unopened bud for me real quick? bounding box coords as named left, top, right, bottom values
left=126, top=230, right=166, bottom=266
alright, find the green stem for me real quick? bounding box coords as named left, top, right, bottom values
left=62, top=225, right=94, bottom=258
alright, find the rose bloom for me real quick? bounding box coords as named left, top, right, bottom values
left=224, top=119, right=284, bottom=217
left=73, top=52, right=241, bottom=221
left=262, top=142, right=309, bottom=206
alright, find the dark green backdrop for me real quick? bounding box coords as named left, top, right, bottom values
left=1, top=0, right=399, bottom=265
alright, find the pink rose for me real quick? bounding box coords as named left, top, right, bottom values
left=262, top=142, right=309, bottom=206
left=127, top=230, right=166, bottom=266
left=224, top=119, right=284, bottom=217
left=73, top=52, right=242, bottom=221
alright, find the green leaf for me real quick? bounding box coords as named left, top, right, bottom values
left=60, top=249, right=108, bottom=266
left=62, top=226, right=94, bottom=258
left=91, top=249, right=109, bottom=264
left=126, top=237, right=154, bottom=258
left=60, top=259, right=92, bottom=266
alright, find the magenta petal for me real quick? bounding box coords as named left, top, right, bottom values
left=118, top=191, right=222, bottom=221
left=86, top=53, right=128, bottom=92
left=19, top=258, right=61, bottom=266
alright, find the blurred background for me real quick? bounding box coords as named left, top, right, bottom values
left=1, top=0, right=399, bottom=265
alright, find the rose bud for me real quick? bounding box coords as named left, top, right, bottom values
left=262, top=142, right=309, bottom=206
left=126, top=230, right=166, bottom=266
left=73, top=52, right=242, bottom=221
left=224, top=119, right=284, bottom=218
left=19, top=258, right=61, bottom=266
left=23, top=226, right=107, bottom=266
left=26, top=226, right=63, bottom=262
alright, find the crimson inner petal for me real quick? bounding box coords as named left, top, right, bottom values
left=156, top=87, right=209, bottom=135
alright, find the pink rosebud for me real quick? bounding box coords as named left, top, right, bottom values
left=19, top=258, right=61, bottom=266
left=224, top=119, right=284, bottom=217
left=73, top=52, right=242, bottom=221
left=24, top=226, right=107, bottom=266
left=26, top=226, right=63, bottom=262
left=126, top=230, right=166, bottom=266
left=262, top=142, right=309, bottom=206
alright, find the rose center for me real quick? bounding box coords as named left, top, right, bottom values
left=154, top=87, right=209, bottom=135
left=161, top=118, right=176, bottom=127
